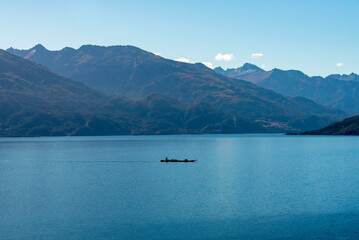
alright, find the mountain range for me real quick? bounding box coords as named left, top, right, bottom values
left=7, top=44, right=345, bottom=133
left=328, top=73, right=359, bottom=82
left=0, top=50, right=266, bottom=136
left=215, top=64, right=359, bottom=112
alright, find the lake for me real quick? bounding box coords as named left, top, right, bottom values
left=1, top=134, right=359, bottom=239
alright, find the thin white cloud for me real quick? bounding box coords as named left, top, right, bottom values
left=153, top=52, right=160, bottom=56
left=215, top=53, right=234, bottom=62
left=336, top=62, right=343, bottom=67
left=251, top=53, right=264, bottom=58
left=175, top=58, right=191, bottom=63
left=202, top=62, right=213, bottom=69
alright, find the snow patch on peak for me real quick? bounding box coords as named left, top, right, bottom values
left=24, top=49, right=36, bottom=59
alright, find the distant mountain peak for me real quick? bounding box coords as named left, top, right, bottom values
left=271, top=68, right=306, bottom=76
left=214, top=63, right=263, bottom=76
left=6, top=44, right=47, bottom=53
left=240, top=63, right=263, bottom=71
left=77, top=44, right=142, bottom=51
left=78, top=44, right=102, bottom=50
left=229, top=63, right=264, bottom=74
left=272, top=68, right=282, bottom=72
left=213, top=66, right=225, bottom=74
left=61, top=46, right=76, bottom=51
left=32, top=44, right=47, bottom=51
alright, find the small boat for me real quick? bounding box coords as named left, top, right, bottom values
left=161, top=158, right=196, bottom=163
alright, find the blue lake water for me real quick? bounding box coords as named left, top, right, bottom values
left=1, top=134, right=359, bottom=239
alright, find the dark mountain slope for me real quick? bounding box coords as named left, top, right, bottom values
left=0, top=50, right=264, bottom=136
left=7, top=45, right=345, bottom=132
left=297, top=115, right=359, bottom=135
left=215, top=64, right=359, bottom=112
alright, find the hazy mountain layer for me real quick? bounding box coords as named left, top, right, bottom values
left=215, top=64, right=359, bottom=112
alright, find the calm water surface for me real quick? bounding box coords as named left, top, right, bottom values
left=1, top=134, right=359, bottom=239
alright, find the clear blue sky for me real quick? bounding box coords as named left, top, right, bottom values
left=1, top=0, right=358, bottom=76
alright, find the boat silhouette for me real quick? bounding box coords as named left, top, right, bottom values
left=161, top=157, right=196, bottom=163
